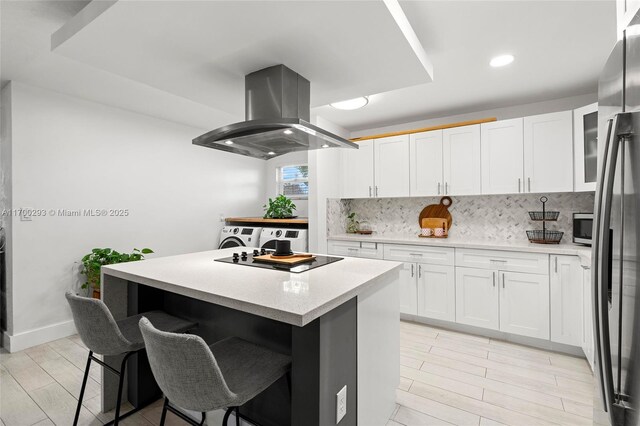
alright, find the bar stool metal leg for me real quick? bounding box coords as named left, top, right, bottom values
left=235, top=407, right=240, bottom=426
left=112, top=351, right=136, bottom=426
left=160, top=398, right=169, bottom=426
left=222, top=407, right=235, bottom=426
left=73, top=351, right=94, bottom=426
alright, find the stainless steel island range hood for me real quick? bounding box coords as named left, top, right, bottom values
left=193, top=65, right=358, bottom=159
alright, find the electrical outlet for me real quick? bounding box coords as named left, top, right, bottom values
left=336, top=385, right=347, bottom=424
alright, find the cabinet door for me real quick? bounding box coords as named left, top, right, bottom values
left=550, top=255, right=583, bottom=346
left=481, top=118, right=524, bottom=194
left=443, top=124, right=481, bottom=195
left=374, top=135, right=410, bottom=197
left=455, top=267, right=499, bottom=330
left=399, top=262, right=418, bottom=315
left=341, top=139, right=374, bottom=198
left=582, top=266, right=594, bottom=371
left=499, top=271, right=550, bottom=339
left=573, top=103, right=598, bottom=192
left=523, top=111, right=574, bottom=193
left=417, top=264, right=455, bottom=321
left=410, top=130, right=444, bottom=196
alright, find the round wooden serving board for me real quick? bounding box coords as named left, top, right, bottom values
left=419, top=196, right=453, bottom=230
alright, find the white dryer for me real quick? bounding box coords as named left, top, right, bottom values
left=218, top=226, right=262, bottom=249
left=260, top=228, right=308, bottom=252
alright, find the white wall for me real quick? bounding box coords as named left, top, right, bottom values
left=2, top=82, right=265, bottom=351
left=350, top=93, right=597, bottom=138
left=264, top=151, right=309, bottom=217
left=1, top=84, right=14, bottom=337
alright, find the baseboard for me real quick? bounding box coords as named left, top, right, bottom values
left=400, top=314, right=586, bottom=357
left=2, top=320, right=77, bottom=353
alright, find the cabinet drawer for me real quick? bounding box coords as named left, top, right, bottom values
left=384, top=244, right=454, bottom=265
left=456, top=249, right=549, bottom=275
left=327, top=240, right=384, bottom=259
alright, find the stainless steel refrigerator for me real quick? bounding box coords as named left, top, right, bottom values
left=593, top=10, right=640, bottom=426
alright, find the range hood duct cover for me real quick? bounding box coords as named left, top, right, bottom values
left=193, top=65, right=358, bottom=159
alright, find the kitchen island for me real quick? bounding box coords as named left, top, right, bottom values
left=100, top=247, right=401, bottom=426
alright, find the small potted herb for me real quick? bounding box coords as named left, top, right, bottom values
left=346, top=212, right=359, bottom=234
left=80, top=248, right=153, bottom=298
left=263, top=195, right=297, bottom=219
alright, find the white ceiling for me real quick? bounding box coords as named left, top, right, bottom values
left=1, top=1, right=617, bottom=134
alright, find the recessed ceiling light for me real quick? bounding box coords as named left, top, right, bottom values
left=267, top=151, right=276, bottom=156
left=283, top=129, right=293, bottom=135
left=321, top=144, right=330, bottom=148
left=330, top=97, right=369, bottom=110
left=225, top=140, right=234, bottom=145
left=490, top=54, right=514, bottom=68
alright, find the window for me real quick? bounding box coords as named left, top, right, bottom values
left=277, top=164, right=309, bottom=199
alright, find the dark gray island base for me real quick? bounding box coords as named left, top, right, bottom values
left=100, top=248, right=401, bottom=426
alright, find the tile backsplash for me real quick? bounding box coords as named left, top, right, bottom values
left=327, top=192, right=595, bottom=242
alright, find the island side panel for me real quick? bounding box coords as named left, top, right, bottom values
left=291, top=297, right=358, bottom=426
left=357, top=268, right=401, bottom=426
left=100, top=273, right=129, bottom=413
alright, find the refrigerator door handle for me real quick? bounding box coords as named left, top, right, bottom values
left=594, top=113, right=628, bottom=422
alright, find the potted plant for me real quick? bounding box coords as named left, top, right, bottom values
left=346, top=212, right=359, bottom=234
left=80, top=247, right=153, bottom=298
left=263, top=195, right=297, bottom=219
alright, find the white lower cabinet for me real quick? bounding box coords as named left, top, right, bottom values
left=499, top=271, right=550, bottom=339
left=581, top=265, right=595, bottom=371
left=550, top=255, right=583, bottom=346
left=399, top=262, right=418, bottom=315
left=417, top=264, right=456, bottom=322
left=455, top=267, right=499, bottom=330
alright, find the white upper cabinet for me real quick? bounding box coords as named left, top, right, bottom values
left=573, top=103, right=598, bottom=192
left=374, top=135, right=410, bottom=198
left=410, top=130, right=444, bottom=196
left=481, top=118, right=524, bottom=195
left=341, top=140, right=374, bottom=198
left=443, top=124, right=481, bottom=195
left=499, top=271, right=550, bottom=339
left=523, top=111, right=574, bottom=193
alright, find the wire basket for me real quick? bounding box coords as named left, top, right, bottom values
left=526, top=230, right=564, bottom=244
left=528, top=211, right=559, bottom=221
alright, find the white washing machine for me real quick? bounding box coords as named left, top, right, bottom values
left=260, top=228, right=308, bottom=252
left=218, top=226, right=262, bottom=249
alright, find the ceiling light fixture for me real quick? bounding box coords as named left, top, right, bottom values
left=490, top=54, right=514, bottom=67
left=330, top=97, right=369, bottom=110
left=321, top=144, right=330, bottom=148
left=225, top=140, right=234, bottom=145
left=283, top=129, right=293, bottom=135
left=267, top=151, right=276, bottom=156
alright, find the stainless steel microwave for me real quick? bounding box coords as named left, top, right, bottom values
left=573, top=213, right=593, bottom=245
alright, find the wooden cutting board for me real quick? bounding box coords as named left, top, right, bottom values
left=253, top=254, right=316, bottom=266
left=421, top=217, right=449, bottom=230
left=419, top=197, right=453, bottom=230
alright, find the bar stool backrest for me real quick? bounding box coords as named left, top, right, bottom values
left=65, top=291, right=133, bottom=356
left=138, top=317, right=236, bottom=412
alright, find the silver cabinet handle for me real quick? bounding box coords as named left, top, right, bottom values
left=411, top=264, right=414, bottom=277
left=369, top=186, right=372, bottom=197
left=409, top=253, right=423, bottom=257
left=528, top=177, right=531, bottom=192
left=375, top=186, right=379, bottom=197
left=445, top=182, right=448, bottom=194
left=347, top=247, right=358, bottom=252
left=418, top=264, right=422, bottom=278
left=554, top=257, right=558, bottom=273
left=492, top=271, right=496, bottom=287
left=502, top=273, right=505, bottom=288
left=438, top=182, right=441, bottom=195
left=518, top=178, right=521, bottom=193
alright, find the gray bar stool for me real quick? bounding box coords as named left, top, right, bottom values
left=65, top=291, right=197, bottom=426
left=138, top=317, right=291, bottom=426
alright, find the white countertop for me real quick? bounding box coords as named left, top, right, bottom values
left=328, top=233, right=593, bottom=266
left=102, top=248, right=402, bottom=327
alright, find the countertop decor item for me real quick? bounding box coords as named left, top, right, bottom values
left=418, top=196, right=453, bottom=238
left=527, top=196, right=564, bottom=244
left=263, top=194, right=297, bottom=219
left=254, top=253, right=317, bottom=265
left=80, top=247, right=154, bottom=298
left=357, top=220, right=373, bottom=235
left=346, top=212, right=359, bottom=233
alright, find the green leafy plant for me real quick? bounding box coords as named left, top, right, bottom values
left=80, top=248, right=154, bottom=291
left=263, top=195, right=297, bottom=219
left=346, top=212, right=359, bottom=233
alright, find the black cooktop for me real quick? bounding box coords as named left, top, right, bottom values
left=215, top=250, right=343, bottom=273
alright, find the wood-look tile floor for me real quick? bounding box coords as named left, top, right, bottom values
left=389, top=321, right=594, bottom=426
left=0, top=321, right=594, bottom=425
